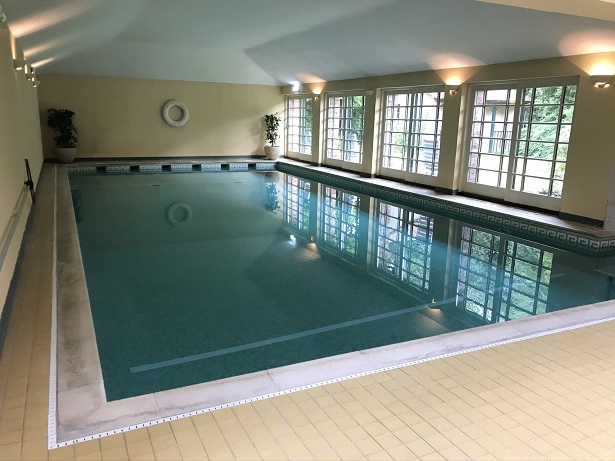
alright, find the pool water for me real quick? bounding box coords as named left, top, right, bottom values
left=70, top=171, right=613, bottom=401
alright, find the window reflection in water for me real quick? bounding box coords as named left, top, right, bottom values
left=284, top=175, right=311, bottom=235
left=456, top=228, right=552, bottom=323
left=374, top=202, right=433, bottom=293
left=280, top=173, right=607, bottom=328
left=321, top=187, right=360, bottom=258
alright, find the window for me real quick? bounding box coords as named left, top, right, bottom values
left=500, top=241, right=551, bottom=321
left=284, top=175, right=311, bottom=235
left=321, top=186, right=360, bottom=257
left=465, top=80, right=577, bottom=210
left=456, top=227, right=552, bottom=323
left=456, top=228, right=502, bottom=322
left=374, top=202, right=433, bottom=293
left=324, top=94, right=365, bottom=165
left=381, top=89, right=444, bottom=179
left=286, top=97, right=313, bottom=155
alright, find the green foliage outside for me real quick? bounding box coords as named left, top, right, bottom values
left=305, top=99, right=313, bottom=137
left=461, top=230, right=553, bottom=321
left=518, top=85, right=576, bottom=160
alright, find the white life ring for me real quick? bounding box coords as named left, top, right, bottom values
left=162, top=100, right=189, bottom=127
left=167, top=202, right=192, bottom=226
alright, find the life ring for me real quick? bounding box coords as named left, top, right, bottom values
left=162, top=100, right=189, bottom=127
left=166, top=202, right=192, bottom=226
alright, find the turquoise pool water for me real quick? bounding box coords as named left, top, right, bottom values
left=70, top=171, right=613, bottom=401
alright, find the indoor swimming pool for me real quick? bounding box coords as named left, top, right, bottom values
left=68, top=168, right=615, bottom=402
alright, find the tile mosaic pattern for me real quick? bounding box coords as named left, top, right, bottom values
left=139, top=165, right=162, bottom=172
left=229, top=163, right=249, bottom=171
left=170, top=164, right=193, bottom=172
left=200, top=163, right=222, bottom=171
left=277, top=162, right=615, bottom=256
left=105, top=165, right=130, bottom=173
left=65, top=166, right=96, bottom=174
left=256, top=163, right=276, bottom=171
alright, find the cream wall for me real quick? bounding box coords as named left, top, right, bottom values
left=285, top=52, right=615, bottom=223
left=38, top=75, right=284, bottom=159
left=0, top=27, right=44, bottom=317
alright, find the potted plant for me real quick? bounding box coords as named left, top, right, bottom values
left=264, top=113, right=281, bottom=160
left=47, top=108, right=78, bottom=163
left=264, top=183, right=281, bottom=213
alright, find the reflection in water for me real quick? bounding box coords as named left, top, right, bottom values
left=284, top=176, right=310, bottom=235
left=456, top=227, right=551, bottom=323
left=321, top=187, right=360, bottom=258
left=264, top=183, right=281, bottom=213
left=282, top=172, right=608, bottom=327
left=70, top=170, right=612, bottom=400
left=374, top=203, right=433, bottom=294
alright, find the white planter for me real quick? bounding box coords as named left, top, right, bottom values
left=55, top=147, right=77, bottom=164
left=264, top=146, right=281, bottom=160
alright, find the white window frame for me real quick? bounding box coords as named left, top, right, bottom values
left=461, top=77, right=578, bottom=211
left=285, top=95, right=314, bottom=160
left=323, top=92, right=365, bottom=171
left=379, top=86, right=445, bottom=186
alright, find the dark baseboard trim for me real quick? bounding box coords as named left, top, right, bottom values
left=360, top=172, right=377, bottom=178
left=559, top=212, right=603, bottom=228
left=434, top=187, right=459, bottom=195
left=0, top=210, right=33, bottom=359
left=310, top=162, right=323, bottom=167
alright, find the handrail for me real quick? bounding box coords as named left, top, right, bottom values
left=24, top=159, right=35, bottom=206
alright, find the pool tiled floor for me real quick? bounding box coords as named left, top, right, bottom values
left=3, top=164, right=615, bottom=460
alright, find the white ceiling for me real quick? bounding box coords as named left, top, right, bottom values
left=3, top=0, right=615, bottom=86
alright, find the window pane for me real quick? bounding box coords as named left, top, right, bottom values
left=381, top=89, right=444, bottom=176
left=466, top=82, right=576, bottom=200
left=466, top=87, right=515, bottom=187
left=286, top=96, right=313, bottom=155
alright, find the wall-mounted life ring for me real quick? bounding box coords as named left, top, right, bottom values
left=162, top=100, right=189, bottom=127
left=166, top=202, right=192, bottom=226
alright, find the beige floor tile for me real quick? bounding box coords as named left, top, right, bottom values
left=99, top=434, right=126, bottom=451
left=48, top=445, right=76, bottom=461
left=123, top=429, right=149, bottom=445
left=126, top=439, right=153, bottom=458
left=153, top=446, right=182, bottom=461
left=312, top=447, right=341, bottom=460
left=146, top=423, right=172, bottom=439
left=20, top=437, right=47, bottom=461
left=352, top=438, right=381, bottom=457
left=179, top=441, right=208, bottom=461
left=150, top=433, right=177, bottom=452
left=75, top=450, right=102, bottom=461
left=373, top=432, right=402, bottom=451
left=0, top=442, right=22, bottom=461
left=101, top=445, right=129, bottom=461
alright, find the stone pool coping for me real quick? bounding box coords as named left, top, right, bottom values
left=52, top=163, right=615, bottom=446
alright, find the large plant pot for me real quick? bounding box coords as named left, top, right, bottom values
left=55, top=147, right=77, bottom=164
left=264, top=146, right=281, bottom=160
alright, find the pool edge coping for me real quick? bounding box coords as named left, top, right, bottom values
left=50, top=164, right=615, bottom=447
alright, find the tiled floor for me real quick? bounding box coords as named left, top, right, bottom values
left=2, top=166, right=615, bottom=460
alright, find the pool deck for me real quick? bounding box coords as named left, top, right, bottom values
left=2, top=163, right=615, bottom=460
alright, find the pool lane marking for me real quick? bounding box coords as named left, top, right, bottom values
left=130, top=297, right=457, bottom=373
